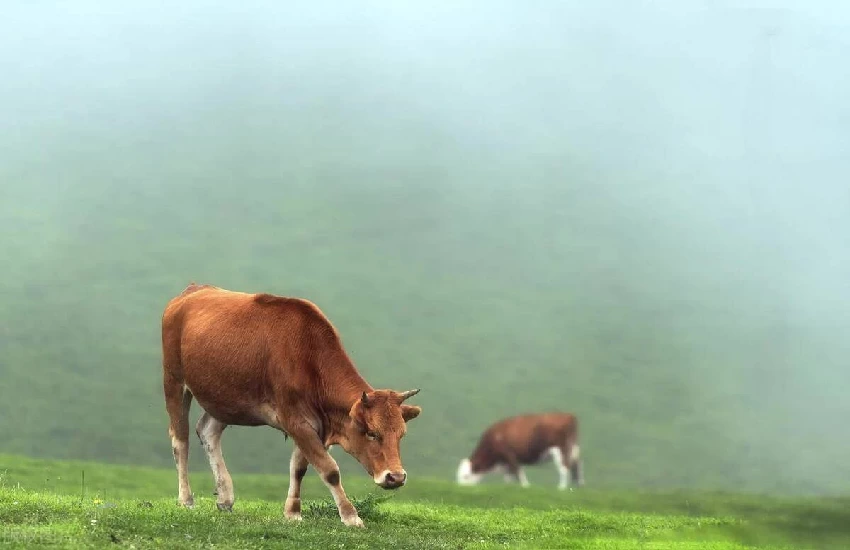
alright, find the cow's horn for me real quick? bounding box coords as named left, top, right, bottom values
left=361, top=391, right=369, bottom=406
left=399, top=389, right=420, bottom=401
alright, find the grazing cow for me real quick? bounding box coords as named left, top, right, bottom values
left=161, top=284, right=422, bottom=527
left=456, top=413, right=583, bottom=490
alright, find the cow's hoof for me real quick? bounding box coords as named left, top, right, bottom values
left=216, top=502, right=233, bottom=512
left=284, top=497, right=302, bottom=521
left=179, top=496, right=195, bottom=509
left=342, top=515, right=365, bottom=528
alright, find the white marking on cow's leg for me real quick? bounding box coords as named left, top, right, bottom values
left=570, top=445, right=584, bottom=487
left=171, top=436, right=193, bottom=507
left=291, top=431, right=363, bottom=527
left=566, top=445, right=583, bottom=487
left=196, top=413, right=234, bottom=511
left=518, top=468, right=530, bottom=488
left=284, top=447, right=308, bottom=521
left=550, top=447, right=569, bottom=490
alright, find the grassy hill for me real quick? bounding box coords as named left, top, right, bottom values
left=2, top=1, right=850, bottom=496
left=2, top=168, right=849, bottom=494
left=2, top=454, right=849, bottom=549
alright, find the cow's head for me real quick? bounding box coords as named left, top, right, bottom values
left=456, top=458, right=485, bottom=486
left=343, top=389, right=421, bottom=489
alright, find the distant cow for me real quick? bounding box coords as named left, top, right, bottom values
left=161, top=284, right=422, bottom=527
left=456, top=413, right=582, bottom=490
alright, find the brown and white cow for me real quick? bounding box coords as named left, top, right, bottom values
left=161, top=284, right=422, bottom=527
left=456, top=413, right=583, bottom=490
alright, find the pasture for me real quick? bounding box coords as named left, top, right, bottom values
left=2, top=454, right=847, bottom=549
left=2, top=4, right=849, bottom=549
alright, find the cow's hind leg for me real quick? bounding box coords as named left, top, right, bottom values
left=196, top=412, right=234, bottom=511
left=284, top=447, right=309, bottom=521
left=568, top=444, right=584, bottom=487
left=164, top=378, right=194, bottom=507
left=516, top=467, right=529, bottom=488
left=550, top=447, right=570, bottom=490
left=289, top=428, right=363, bottom=527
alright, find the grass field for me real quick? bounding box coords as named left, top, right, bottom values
left=2, top=454, right=847, bottom=549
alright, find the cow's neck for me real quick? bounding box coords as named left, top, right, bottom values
left=317, top=362, right=372, bottom=447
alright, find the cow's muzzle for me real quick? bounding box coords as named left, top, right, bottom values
left=374, top=470, right=407, bottom=489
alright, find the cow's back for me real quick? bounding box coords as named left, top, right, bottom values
left=163, top=286, right=266, bottom=364
left=491, top=413, right=576, bottom=464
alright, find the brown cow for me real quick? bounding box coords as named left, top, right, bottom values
left=456, top=413, right=582, bottom=490
left=161, top=284, right=422, bottom=527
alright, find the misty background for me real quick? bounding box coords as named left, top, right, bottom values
left=1, top=1, right=848, bottom=494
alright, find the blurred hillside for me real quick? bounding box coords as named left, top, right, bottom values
left=1, top=1, right=849, bottom=493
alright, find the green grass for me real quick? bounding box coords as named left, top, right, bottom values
left=2, top=455, right=848, bottom=549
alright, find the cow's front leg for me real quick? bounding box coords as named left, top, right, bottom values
left=499, top=449, right=530, bottom=488
left=501, top=464, right=518, bottom=483
left=503, top=466, right=529, bottom=487
left=284, top=447, right=308, bottom=521
left=290, top=431, right=363, bottom=527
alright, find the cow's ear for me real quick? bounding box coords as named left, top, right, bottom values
left=360, top=391, right=370, bottom=408
left=401, top=405, right=421, bottom=422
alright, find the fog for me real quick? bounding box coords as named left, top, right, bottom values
left=1, top=1, right=848, bottom=494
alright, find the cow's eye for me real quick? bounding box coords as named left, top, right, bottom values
left=366, top=431, right=379, bottom=441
